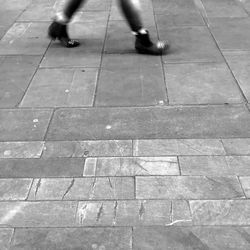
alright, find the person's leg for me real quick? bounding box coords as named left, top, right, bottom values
left=48, top=0, right=87, bottom=47
left=117, top=0, right=169, bottom=55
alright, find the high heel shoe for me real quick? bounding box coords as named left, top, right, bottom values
left=135, top=30, right=169, bottom=55
left=48, top=21, right=80, bottom=48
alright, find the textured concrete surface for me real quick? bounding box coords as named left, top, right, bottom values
left=1, top=0, right=250, bottom=249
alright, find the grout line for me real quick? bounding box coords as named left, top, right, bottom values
left=25, top=179, right=34, bottom=201
left=237, top=176, right=248, bottom=199
left=42, top=108, right=56, bottom=141
left=9, top=227, right=16, bottom=248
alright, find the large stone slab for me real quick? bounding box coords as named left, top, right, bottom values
left=0, top=56, right=41, bottom=108
left=83, top=0, right=112, bottom=11
left=11, top=227, right=131, bottom=250
left=159, top=26, right=223, bottom=63
left=0, top=201, right=77, bottom=227
left=180, top=156, right=250, bottom=175
left=77, top=200, right=172, bottom=226
left=46, top=105, right=250, bottom=140
left=20, top=68, right=97, bottom=107
left=164, top=62, right=243, bottom=104
left=42, top=140, right=132, bottom=157
left=0, top=141, right=44, bottom=158
left=0, top=0, right=32, bottom=11
left=84, top=157, right=179, bottom=176
left=222, top=138, right=250, bottom=155
left=134, top=139, right=226, bottom=156
left=0, top=158, right=85, bottom=178
left=96, top=54, right=167, bottom=106
left=0, top=109, right=52, bottom=141
left=224, top=51, right=250, bottom=102
left=0, top=228, right=13, bottom=250
left=133, top=226, right=250, bottom=250
left=136, top=176, right=244, bottom=199
left=0, top=23, right=50, bottom=55
left=190, top=200, right=250, bottom=225
left=0, top=179, right=32, bottom=200
left=209, top=18, right=250, bottom=50
left=28, top=177, right=134, bottom=200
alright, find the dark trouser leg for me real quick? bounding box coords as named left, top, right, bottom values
left=117, top=0, right=143, bottom=32
left=63, top=0, right=87, bottom=20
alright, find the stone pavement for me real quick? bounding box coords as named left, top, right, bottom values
left=1, top=0, right=250, bottom=249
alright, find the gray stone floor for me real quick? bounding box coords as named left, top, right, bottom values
left=1, top=0, right=250, bottom=249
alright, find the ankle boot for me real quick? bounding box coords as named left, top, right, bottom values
left=48, top=21, right=80, bottom=48
left=135, top=30, right=169, bottom=55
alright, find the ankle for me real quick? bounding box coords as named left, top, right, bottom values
left=55, top=12, right=69, bottom=24
left=134, top=29, right=153, bottom=47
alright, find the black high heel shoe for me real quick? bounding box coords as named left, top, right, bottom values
left=48, top=21, right=80, bottom=48
left=135, top=30, right=169, bottom=55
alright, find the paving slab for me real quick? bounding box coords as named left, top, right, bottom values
left=172, top=200, right=192, bottom=226
left=20, top=68, right=98, bottom=107
left=0, top=228, right=13, bottom=250
left=84, top=157, right=179, bottom=176
left=0, top=141, right=44, bottom=158
left=0, top=158, right=85, bottom=178
left=222, top=138, right=250, bottom=155
left=209, top=17, right=250, bottom=51
left=0, top=109, right=52, bottom=141
left=136, top=176, right=244, bottom=199
left=46, top=105, right=250, bottom=140
left=0, top=201, right=77, bottom=227
left=133, top=139, right=226, bottom=156
left=77, top=200, right=172, bottom=226
left=0, top=23, right=50, bottom=55
left=164, top=62, right=243, bottom=104
left=0, top=56, right=41, bottom=108
left=11, top=227, right=131, bottom=250
left=190, top=200, right=250, bottom=225
left=0, top=179, right=32, bottom=201
left=224, top=51, right=250, bottom=102
left=133, top=226, right=250, bottom=250
left=239, top=177, right=250, bottom=198
left=96, top=54, right=167, bottom=106
left=28, top=177, right=134, bottom=200
left=159, top=26, right=223, bottom=63
left=42, top=140, right=132, bottom=157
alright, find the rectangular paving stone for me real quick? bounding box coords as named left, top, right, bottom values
left=164, top=62, right=243, bottom=104
left=159, top=26, right=223, bottom=63
left=0, top=23, right=50, bottom=55
left=171, top=200, right=192, bottom=226
left=0, top=158, right=85, bottom=178
left=180, top=156, right=250, bottom=176
left=0, top=141, right=44, bottom=158
left=0, top=201, right=77, bottom=227
left=72, top=11, right=109, bottom=23
left=96, top=55, right=167, bottom=106
left=222, top=138, right=250, bottom=155
left=42, top=140, right=132, bottom=157
left=77, top=200, right=171, bottom=226
left=133, top=139, right=226, bottom=156
left=46, top=105, right=250, bottom=140
left=201, top=0, right=248, bottom=17
left=0, top=56, right=41, bottom=108
left=224, top=51, right=250, bottom=102
left=20, top=68, right=98, bottom=107
left=133, top=226, right=250, bottom=250
left=190, top=200, right=250, bottom=225
left=28, top=177, right=134, bottom=200
left=209, top=18, right=250, bottom=50
left=41, top=39, right=103, bottom=68
left=84, top=157, right=179, bottom=176
left=0, top=179, right=32, bottom=200
left=136, top=176, right=244, bottom=199
left=239, top=177, right=250, bottom=198
left=11, top=227, right=132, bottom=250
left=0, top=0, right=32, bottom=11
left=0, top=109, right=52, bottom=141
left=83, top=0, right=111, bottom=11
left=0, top=228, right=13, bottom=250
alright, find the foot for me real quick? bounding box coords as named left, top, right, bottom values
left=135, top=30, right=169, bottom=55
left=48, top=21, right=80, bottom=48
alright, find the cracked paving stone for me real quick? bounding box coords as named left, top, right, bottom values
left=239, top=177, right=250, bottom=198
left=0, top=179, right=32, bottom=200
left=11, top=227, right=131, bottom=250
left=42, top=140, right=132, bottom=157
left=133, top=226, right=250, bottom=250
left=0, top=228, right=13, bottom=250
left=190, top=200, right=250, bottom=225
left=136, top=176, right=244, bottom=199
left=133, top=139, right=226, bottom=156
left=83, top=157, right=179, bottom=176
left=28, top=177, right=134, bottom=200
left=171, top=200, right=192, bottom=226
left=0, top=201, right=77, bottom=227
left=77, top=200, right=172, bottom=226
